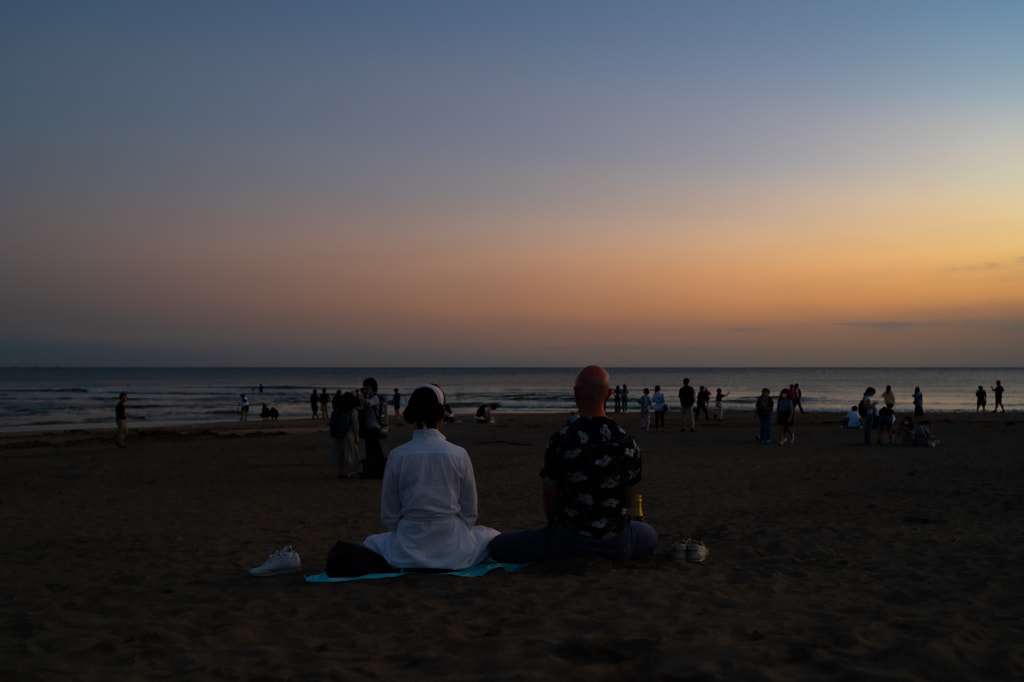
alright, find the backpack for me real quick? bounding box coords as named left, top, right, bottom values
left=325, top=541, right=394, bottom=577
left=858, top=398, right=868, bottom=418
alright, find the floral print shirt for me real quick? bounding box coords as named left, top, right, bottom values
left=540, top=416, right=642, bottom=538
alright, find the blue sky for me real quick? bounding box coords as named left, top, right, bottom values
left=2, top=1, right=1022, bottom=366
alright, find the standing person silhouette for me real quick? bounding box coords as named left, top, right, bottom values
left=912, top=387, right=924, bottom=418
left=882, top=385, right=896, bottom=410
left=330, top=391, right=361, bottom=479
left=359, top=378, right=386, bottom=478
left=638, top=387, right=652, bottom=430
left=114, top=393, right=131, bottom=448
left=714, top=388, right=730, bottom=421
left=679, top=378, right=696, bottom=431
left=992, top=380, right=1005, bottom=413
left=392, top=388, right=402, bottom=423
left=320, top=388, right=330, bottom=420
left=755, top=388, right=773, bottom=444
left=861, top=387, right=877, bottom=445
left=652, top=385, right=667, bottom=431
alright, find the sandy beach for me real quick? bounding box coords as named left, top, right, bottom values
left=1, top=410, right=1021, bottom=680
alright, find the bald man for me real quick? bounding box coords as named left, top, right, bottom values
left=488, top=365, right=657, bottom=562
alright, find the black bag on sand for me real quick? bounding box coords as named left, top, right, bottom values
left=325, top=541, right=395, bottom=577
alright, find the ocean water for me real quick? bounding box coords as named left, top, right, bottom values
left=0, top=367, right=1018, bottom=431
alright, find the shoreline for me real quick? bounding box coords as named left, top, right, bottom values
left=0, top=409, right=1016, bottom=450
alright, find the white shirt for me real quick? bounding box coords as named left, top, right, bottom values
left=363, top=428, right=498, bottom=569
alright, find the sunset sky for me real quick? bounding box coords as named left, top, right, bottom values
left=2, top=1, right=1022, bottom=367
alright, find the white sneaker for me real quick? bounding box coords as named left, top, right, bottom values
left=686, top=539, right=709, bottom=563
left=666, top=539, right=709, bottom=563
left=250, top=545, right=302, bottom=576
left=666, top=540, right=688, bottom=562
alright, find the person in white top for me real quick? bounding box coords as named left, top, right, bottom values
left=651, top=385, right=667, bottom=431
left=843, top=405, right=861, bottom=428
left=362, top=384, right=499, bottom=570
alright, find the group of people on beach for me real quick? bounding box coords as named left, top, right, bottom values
left=250, top=365, right=666, bottom=578
left=976, top=381, right=1006, bottom=413
left=114, top=367, right=1009, bottom=580
left=623, top=379, right=744, bottom=433
left=750, top=384, right=808, bottom=444
left=852, top=386, right=939, bottom=447
left=323, top=379, right=390, bottom=479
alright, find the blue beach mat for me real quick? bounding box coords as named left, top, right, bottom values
left=305, top=562, right=531, bottom=583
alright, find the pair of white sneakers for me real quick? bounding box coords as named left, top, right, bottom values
left=249, top=545, right=303, bottom=577
left=666, top=539, right=709, bottom=563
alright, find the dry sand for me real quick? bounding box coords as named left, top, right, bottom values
left=1, top=411, right=1022, bottom=681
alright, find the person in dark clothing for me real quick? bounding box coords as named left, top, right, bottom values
left=679, top=378, right=696, bottom=431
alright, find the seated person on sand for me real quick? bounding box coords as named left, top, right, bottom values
left=913, top=421, right=939, bottom=448
left=842, top=406, right=861, bottom=428
left=474, top=403, right=498, bottom=424
left=488, top=365, right=657, bottom=563
left=250, top=384, right=499, bottom=578
left=335, top=385, right=498, bottom=575
left=876, top=404, right=896, bottom=445
left=895, top=415, right=915, bottom=446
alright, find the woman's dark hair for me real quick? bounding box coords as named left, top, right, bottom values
left=403, top=385, right=445, bottom=425
left=362, top=377, right=378, bottom=393
left=335, top=391, right=360, bottom=411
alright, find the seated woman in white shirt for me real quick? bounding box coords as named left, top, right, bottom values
left=357, top=384, right=499, bottom=572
